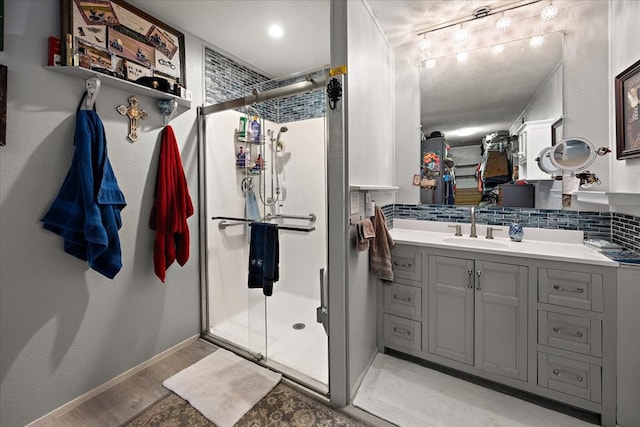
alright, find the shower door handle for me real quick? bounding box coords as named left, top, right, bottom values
left=316, top=267, right=328, bottom=336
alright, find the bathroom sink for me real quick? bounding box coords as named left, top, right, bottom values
left=442, top=237, right=511, bottom=249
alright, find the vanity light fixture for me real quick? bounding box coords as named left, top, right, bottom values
left=424, top=59, right=437, bottom=69
left=417, top=35, right=430, bottom=52
left=456, top=51, right=469, bottom=63
left=454, top=24, right=468, bottom=43
left=540, top=1, right=559, bottom=21
left=491, top=44, right=505, bottom=54
left=496, top=13, right=511, bottom=32
left=529, top=35, right=544, bottom=47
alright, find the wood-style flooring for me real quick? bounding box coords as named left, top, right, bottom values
left=40, top=339, right=216, bottom=426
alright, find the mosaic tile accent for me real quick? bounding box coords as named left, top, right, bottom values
left=204, top=48, right=325, bottom=123
left=389, top=204, right=614, bottom=241
left=612, top=213, right=640, bottom=253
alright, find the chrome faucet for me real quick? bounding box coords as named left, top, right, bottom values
left=470, top=206, right=477, bottom=238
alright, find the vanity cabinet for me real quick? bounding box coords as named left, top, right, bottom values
left=379, top=242, right=617, bottom=426
left=516, top=119, right=555, bottom=181
left=428, top=255, right=528, bottom=381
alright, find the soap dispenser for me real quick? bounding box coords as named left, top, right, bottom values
left=509, top=214, right=524, bottom=242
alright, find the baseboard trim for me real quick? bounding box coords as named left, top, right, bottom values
left=350, top=349, right=379, bottom=401
left=26, top=334, right=200, bottom=427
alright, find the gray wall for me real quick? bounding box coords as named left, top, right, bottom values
left=0, top=1, right=202, bottom=425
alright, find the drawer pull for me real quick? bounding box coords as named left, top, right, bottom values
left=393, top=261, right=413, bottom=269
left=552, top=326, right=583, bottom=338
left=552, top=368, right=583, bottom=383
left=392, top=294, right=412, bottom=303
left=553, top=284, right=584, bottom=294
left=392, top=327, right=411, bottom=337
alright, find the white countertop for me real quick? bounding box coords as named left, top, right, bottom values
left=390, top=219, right=618, bottom=267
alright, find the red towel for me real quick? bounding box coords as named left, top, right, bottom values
left=149, top=125, right=194, bottom=282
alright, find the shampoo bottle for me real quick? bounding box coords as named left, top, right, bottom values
left=238, top=116, right=247, bottom=138
left=250, top=116, right=260, bottom=144
left=236, top=146, right=246, bottom=168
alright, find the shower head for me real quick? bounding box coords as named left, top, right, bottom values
left=277, top=126, right=288, bottom=139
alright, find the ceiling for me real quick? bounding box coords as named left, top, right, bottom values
left=127, top=0, right=572, bottom=145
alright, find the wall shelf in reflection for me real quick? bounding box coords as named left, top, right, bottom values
left=349, top=185, right=399, bottom=192
left=575, top=191, right=640, bottom=207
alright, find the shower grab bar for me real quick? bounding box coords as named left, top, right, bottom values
left=264, top=213, right=316, bottom=223
left=212, top=216, right=315, bottom=232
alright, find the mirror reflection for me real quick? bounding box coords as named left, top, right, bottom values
left=551, top=138, right=596, bottom=171
left=420, top=32, right=563, bottom=207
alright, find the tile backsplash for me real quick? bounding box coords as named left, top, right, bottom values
left=390, top=204, right=640, bottom=252
left=204, top=48, right=325, bottom=123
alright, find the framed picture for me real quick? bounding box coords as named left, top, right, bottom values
left=551, top=118, right=563, bottom=146
left=60, top=0, right=186, bottom=92
left=615, top=58, right=640, bottom=159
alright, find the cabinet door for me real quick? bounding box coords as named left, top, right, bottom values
left=428, top=255, right=474, bottom=365
left=474, top=261, right=528, bottom=381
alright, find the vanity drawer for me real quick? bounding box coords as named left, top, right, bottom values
left=383, top=282, right=422, bottom=320
left=538, top=311, right=602, bottom=357
left=538, top=352, right=601, bottom=403
left=391, top=245, right=422, bottom=281
left=538, top=268, right=603, bottom=312
left=383, top=314, right=421, bottom=352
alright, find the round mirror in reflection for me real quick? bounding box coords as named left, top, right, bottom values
left=550, top=137, right=596, bottom=172
left=536, top=146, right=560, bottom=175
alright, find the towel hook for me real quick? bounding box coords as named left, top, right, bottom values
left=157, top=99, right=178, bottom=126
left=83, top=76, right=100, bottom=110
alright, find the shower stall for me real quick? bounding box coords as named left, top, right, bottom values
left=198, top=74, right=329, bottom=392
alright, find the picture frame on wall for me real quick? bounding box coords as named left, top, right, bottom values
left=615, top=58, right=640, bottom=159
left=60, top=0, right=186, bottom=93
left=551, top=118, right=563, bottom=146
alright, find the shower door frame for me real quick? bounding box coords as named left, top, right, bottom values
left=196, top=76, right=339, bottom=397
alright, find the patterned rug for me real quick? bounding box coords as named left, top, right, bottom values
left=124, top=381, right=371, bottom=426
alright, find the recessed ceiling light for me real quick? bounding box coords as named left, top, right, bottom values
left=268, top=25, right=284, bottom=38
left=496, top=15, right=511, bottom=32
left=452, top=127, right=479, bottom=137
left=424, top=59, right=437, bottom=69
left=417, top=38, right=430, bottom=52
left=456, top=52, right=469, bottom=63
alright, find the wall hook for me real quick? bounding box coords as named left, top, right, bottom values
left=157, top=99, right=177, bottom=126
left=83, top=76, right=100, bottom=110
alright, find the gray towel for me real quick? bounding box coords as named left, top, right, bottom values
left=245, top=189, right=261, bottom=220
left=369, top=207, right=395, bottom=280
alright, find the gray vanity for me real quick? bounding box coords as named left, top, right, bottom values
left=378, top=220, right=618, bottom=426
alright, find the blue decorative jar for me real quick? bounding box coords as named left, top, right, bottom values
left=509, top=221, right=524, bottom=242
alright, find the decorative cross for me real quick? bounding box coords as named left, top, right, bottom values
left=117, top=95, right=148, bottom=142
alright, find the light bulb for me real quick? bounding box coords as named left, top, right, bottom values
left=268, top=25, right=283, bottom=38
left=529, top=35, right=544, bottom=47
left=541, top=2, right=559, bottom=21
left=496, top=15, right=511, bottom=32
left=417, top=37, right=430, bottom=52
left=456, top=52, right=468, bottom=63
left=454, top=26, right=467, bottom=42
left=425, top=59, right=436, bottom=69
left=491, top=44, right=505, bottom=55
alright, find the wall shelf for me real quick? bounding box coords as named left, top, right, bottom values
left=575, top=191, right=640, bottom=207
left=47, top=66, right=192, bottom=108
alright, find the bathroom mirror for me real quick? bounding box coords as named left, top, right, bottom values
left=536, top=146, right=561, bottom=175
left=549, top=137, right=597, bottom=172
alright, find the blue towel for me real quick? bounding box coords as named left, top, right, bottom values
left=245, top=189, right=261, bottom=221
left=42, top=106, right=126, bottom=279
left=248, top=222, right=279, bottom=296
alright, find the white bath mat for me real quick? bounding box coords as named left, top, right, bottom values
left=163, top=348, right=281, bottom=427
left=353, top=353, right=591, bottom=427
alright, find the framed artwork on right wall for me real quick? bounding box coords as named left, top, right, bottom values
left=615, top=58, right=640, bottom=159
